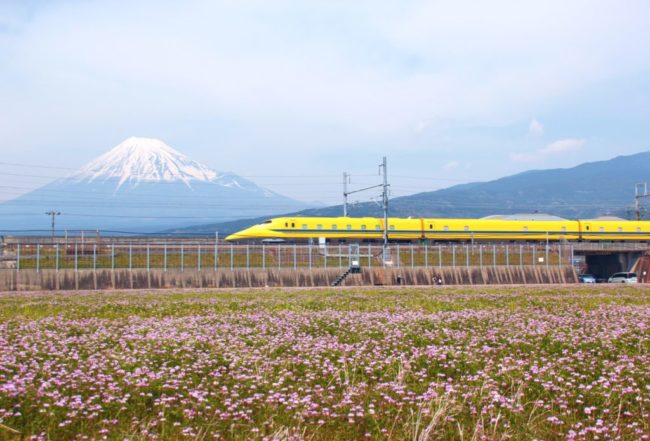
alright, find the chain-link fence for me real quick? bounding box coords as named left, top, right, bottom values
left=0, top=239, right=575, bottom=272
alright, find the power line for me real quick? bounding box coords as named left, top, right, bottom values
left=0, top=161, right=77, bottom=170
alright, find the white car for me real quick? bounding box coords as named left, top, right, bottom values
left=607, top=272, right=638, bottom=283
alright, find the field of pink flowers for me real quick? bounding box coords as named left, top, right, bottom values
left=1, top=286, right=649, bottom=440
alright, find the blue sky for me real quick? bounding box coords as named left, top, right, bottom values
left=1, top=0, right=649, bottom=205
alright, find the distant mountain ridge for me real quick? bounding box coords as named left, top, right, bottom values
left=0, top=137, right=313, bottom=232
left=171, top=151, right=650, bottom=235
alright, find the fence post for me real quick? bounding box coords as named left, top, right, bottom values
left=55, top=243, right=59, bottom=273
left=424, top=243, right=428, bottom=268
left=181, top=243, right=184, bottom=273
left=520, top=244, right=523, bottom=267
left=339, top=244, right=342, bottom=269
left=506, top=245, right=509, bottom=268
left=230, top=243, right=233, bottom=271
left=262, top=244, right=266, bottom=270
left=16, top=244, right=20, bottom=273
left=214, top=238, right=218, bottom=272
left=163, top=243, right=167, bottom=272
left=36, top=243, right=40, bottom=273
left=198, top=243, right=202, bottom=272
left=111, top=244, right=115, bottom=271
left=410, top=243, right=414, bottom=268
left=545, top=234, right=549, bottom=269
left=558, top=244, right=562, bottom=267
left=324, top=244, right=327, bottom=269
left=93, top=244, right=97, bottom=272
left=465, top=244, right=469, bottom=268
left=368, top=243, right=372, bottom=269
left=246, top=244, right=249, bottom=271
left=397, top=244, right=401, bottom=268
left=533, top=246, right=536, bottom=267
left=492, top=245, right=496, bottom=268
left=278, top=244, right=281, bottom=270
left=438, top=245, right=442, bottom=269
left=452, top=245, right=455, bottom=268
left=570, top=244, right=574, bottom=268
left=308, top=243, right=312, bottom=270
left=480, top=245, right=483, bottom=268
left=293, top=244, right=297, bottom=270
left=75, top=243, right=78, bottom=273
left=146, top=243, right=149, bottom=273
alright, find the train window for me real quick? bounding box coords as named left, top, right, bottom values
left=444, top=226, right=449, bottom=231
left=586, top=225, right=590, bottom=231
left=332, top=225, right=338, bottom=230
left=302, top=224, right=307, bottom=230
left=317, top=224, right=323, bottom=230
left=375, top=225, right=380, bottom=230
left=464, top=226, right=469, bottom=231
left=291, top=223, right=295, bottom=228
left=361, top=225, right=367, bottom=230
left=390, top=225, right=396, bottom=230
left=523, top=226, right=528, bottom=232
left=263, top=220, right=272, bottom=224
left=346, top=224, right=352, bottom=230
left=285, top=222, right=288, bottom=227
left=429, top=224, right=433, bottom=229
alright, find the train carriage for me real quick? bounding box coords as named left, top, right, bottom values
left=579, top=220, right=649, bottom=241
left=225, top=216, right=650, bottom=242
left=422, top=218, right=580, bottom=242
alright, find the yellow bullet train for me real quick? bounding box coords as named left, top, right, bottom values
left=225, top=216, right=650, bottom=242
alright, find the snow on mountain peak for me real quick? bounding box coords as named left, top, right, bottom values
left=73, top=137, right=218, bottom=188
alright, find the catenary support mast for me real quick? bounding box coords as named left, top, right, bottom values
left=343, top=172, right=349, bottom=216
left=380, top=157, right=389, bottom=260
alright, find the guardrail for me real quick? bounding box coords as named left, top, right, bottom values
left=569, top=242, right=650, bottom=251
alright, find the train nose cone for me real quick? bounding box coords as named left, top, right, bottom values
left=225, top=226, right=256, bottom=241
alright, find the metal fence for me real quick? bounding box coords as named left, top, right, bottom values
left=0, top=240, right=576, bottom=272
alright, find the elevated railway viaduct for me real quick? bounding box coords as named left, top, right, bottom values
left=2, top=236, right=650, bottom=289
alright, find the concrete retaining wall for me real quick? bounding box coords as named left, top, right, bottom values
left=0, top=266, right=578, bottom=291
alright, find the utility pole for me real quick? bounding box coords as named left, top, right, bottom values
left=635, top=183, right=650, bottom=221
left=380, top=157, right=389, bottom=260
left=343, top=172, right=349, bottom=217
left=45, top=211, right=61, bottom=242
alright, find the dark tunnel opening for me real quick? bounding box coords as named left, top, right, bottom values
left=585, top=254, right=624, bottom=280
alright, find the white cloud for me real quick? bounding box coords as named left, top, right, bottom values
left=443, top=160, right=459, bottom=171
left=4, top=0, right=650, bottom=138
left=511, top=139, right=585, bottom=162
left=0, top=1, right=649, bottom=202
left=528, top=119, right=544, bottom=137
left=413, top=119, right=431, bottom=133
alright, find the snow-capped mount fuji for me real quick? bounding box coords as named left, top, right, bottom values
left=73, top=137, right=220, bottom=187
left=71, top=137, right=262, bottom=192
left=0, top=137, right=313, bottom=232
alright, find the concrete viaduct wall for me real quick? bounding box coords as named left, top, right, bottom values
left=0, top=266, right=578, bottom=291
